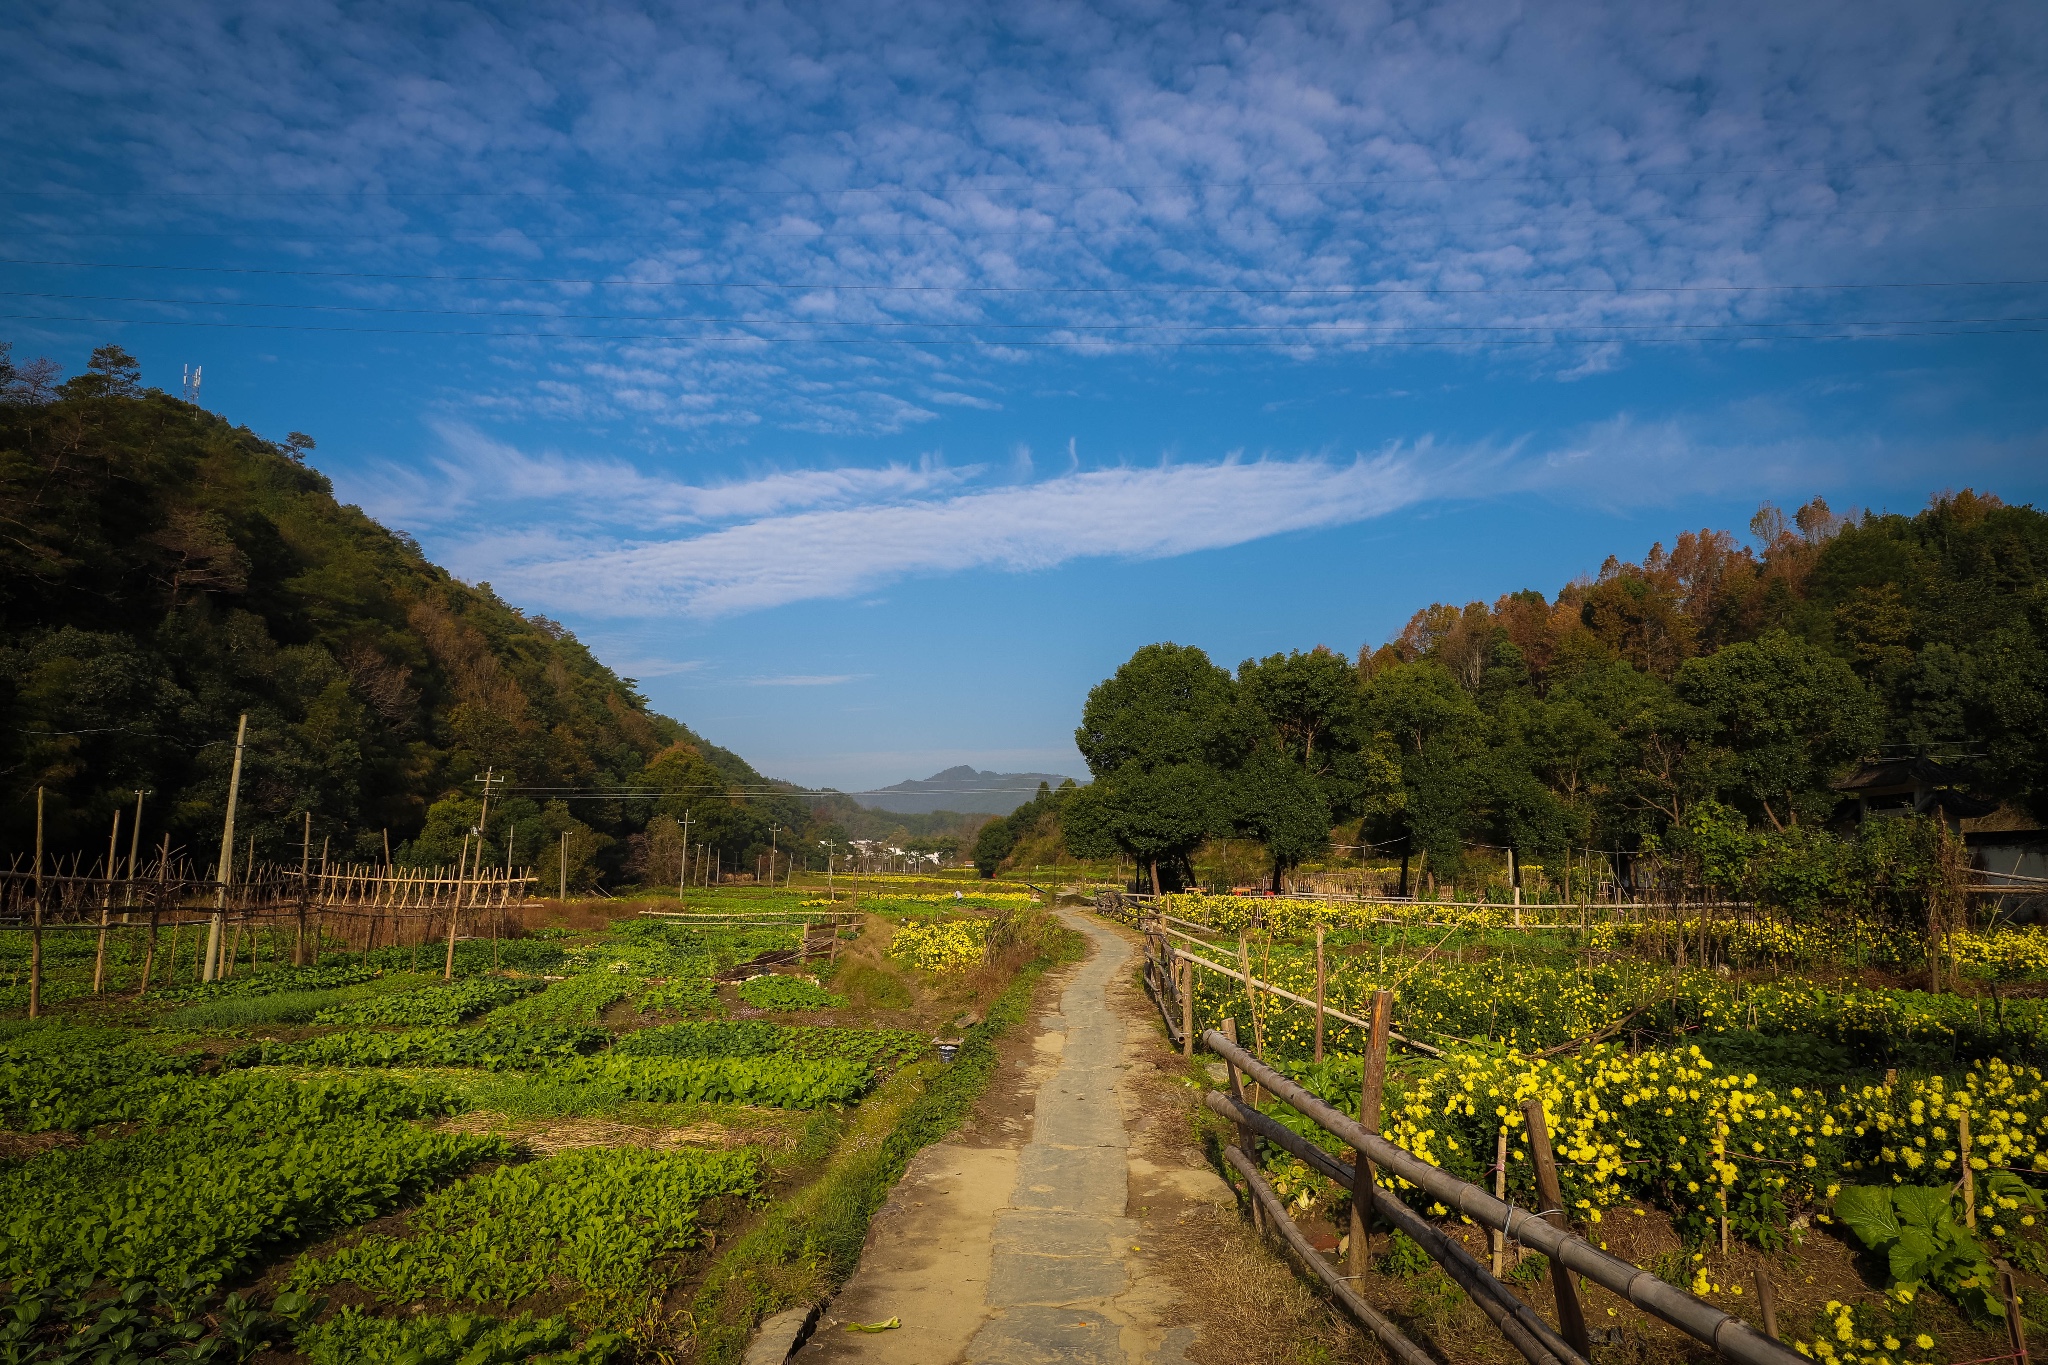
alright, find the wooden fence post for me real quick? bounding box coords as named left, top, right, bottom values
left=1756, top=1269, right=1780, bottom=1341
left=1180, top=959, right=1194, bottom=1058
left=1349, top=988, right=1392, bottom=1281
left=1221, top=1017, right=1264, bottom=1234
left=1521, top=1097, right=1591, bottom=1357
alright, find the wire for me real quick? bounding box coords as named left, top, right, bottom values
left=5, top=256, right=2047, bottom=297
left=8, top=310, right=2044, bottom=348
left=15, top=153, right=2046, bottom=198
left=8, top=289, right=2043, bottom=334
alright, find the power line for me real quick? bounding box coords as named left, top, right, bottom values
left=7, top=289, right=2044, bottom=334
left=4, top=256, right=2046, bottom=297
left=8, top=309, right=2044, bottom=348
left=13, top=153, right=2046, bottom=199
left=5, top=190, right=2045, bottom=244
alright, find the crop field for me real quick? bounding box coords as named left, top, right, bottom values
left=0, top=878, right=1071, bottom=1364
left=1149, top=892, right=2048, bottom=1365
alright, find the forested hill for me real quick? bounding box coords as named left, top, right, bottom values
left=0, top=343, right=779, bottom=881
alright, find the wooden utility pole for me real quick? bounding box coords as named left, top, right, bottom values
left=679, top=809, right=693, bottom=898
left=768, top=823, right=779, bottom=887
left=139, top=831, right=169, bottom=998
left=295, top=811, right=312, bottom=966
left=445, top=832, right=471, bottom=981
left=93, top=807, right=121, bottom=992
left=29, top=787, right=44, bottom=1019
left=124, top=789, right=145, bottom=915
left=203, top=714, right=248, bottom=982
left=559, top=829, right=568, bottom=901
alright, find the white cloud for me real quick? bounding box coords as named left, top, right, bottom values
left=484, top=446, right=1438, bottom=617
left=747, top=673, right=866, bottom=687
left=353, top=422, right=971, bottom=530
left=7, top=0, right=2042, bottom=434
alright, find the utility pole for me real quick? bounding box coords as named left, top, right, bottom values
left=768, top=823, right=779, bottom=888
left=29, top=788, right=44, bottom=1019
left=445, top=832, right=471, bottom=981
left=678, top=809, right=693, bottom=899
left=295, top=811, right=312, bottom=965
left=559, top=829, right=568, bottom=901
left=124, top=789, right=145, bottom=915
left=820, top=839, right=837, bottom=900
left=204, top=714, right=249, bottom=982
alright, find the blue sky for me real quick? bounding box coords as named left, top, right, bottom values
left=6, top=0, right=2046, bottom=790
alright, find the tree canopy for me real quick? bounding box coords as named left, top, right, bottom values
left=1060, top=492, right=2047, bottom=887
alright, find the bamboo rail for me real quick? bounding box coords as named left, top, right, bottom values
left=1201, top=1026, right=1802, bottom=1365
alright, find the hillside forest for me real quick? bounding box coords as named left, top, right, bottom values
left=1021, top=489, right=2047, bottom=905
left=0, top=343, right=964, bottom=887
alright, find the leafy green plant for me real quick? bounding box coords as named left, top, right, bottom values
left=313, top=976, right=543, bottom=1026
left=0, top=1071, right=501, bottom=1287
left=0, top=1275, right=321, bottom=1363
left=499, top=1055, right=872, bottom=1110
left=636, top=977, right=719, bottom=1015
left=290, top=1148, right=763, bottom=1324
left=736, top=975, right=843, bottom=1011
left=226, top=1024, right=608, bottom=1071
left=297, top=1307, right=619, bottom=1365
left=485, top=972, right=636, bottom=1025
left=613, top=1021, right=925, bottom=1071
left=150, top=963, right=383, bottom=1003
left=1833, top=1184, right=2007, bottom=1321
left=163, top=981, right=404, bottom=1029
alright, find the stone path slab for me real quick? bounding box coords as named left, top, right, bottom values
left=800, top=910, right=1215, bottom=1365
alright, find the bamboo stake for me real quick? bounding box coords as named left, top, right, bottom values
left=1492, top=1127, right=1510, bottom=1276
left=1756, top=1270, right=1779, bottom=1341
left=1961, top=1111, right=1976, bottom=1229
left=1522, top=1097, right=1591, bottom=1357
left=2003, top=1268, right=2029, bottom=1365
left=1314, top=923, right=1327, bottom=1063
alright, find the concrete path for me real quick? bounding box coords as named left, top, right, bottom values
left=799, top=910, right=1220, bottom=1365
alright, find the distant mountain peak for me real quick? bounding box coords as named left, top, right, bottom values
left=860, top=766, right=1077, bottom=816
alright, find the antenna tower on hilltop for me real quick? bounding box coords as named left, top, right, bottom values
left=182, top=365, right=202, bottom=404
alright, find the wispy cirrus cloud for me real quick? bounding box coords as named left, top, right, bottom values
left=454, top=445, right=1440, bottom=618
left=355, top=421, right=970, bottom=529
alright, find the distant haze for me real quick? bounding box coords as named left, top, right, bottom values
left=856, top=765, right=1077, bottom=816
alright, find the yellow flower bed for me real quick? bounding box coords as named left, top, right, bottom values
left=1331, top=1047, right=2048, bottom=1240
left=888, top=919, right=988, bottom=973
